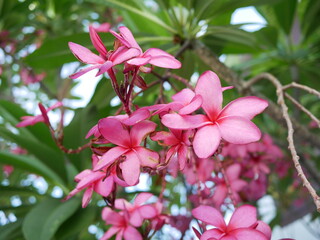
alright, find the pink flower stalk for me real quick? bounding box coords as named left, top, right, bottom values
left=20, top=67, right=46, bottom=84
left=65, top=155, right=127, bottom=208
left=162, top=71, right=268, bottom=158
left=93, top=117, right=159, bottom=185
left=68, top=26, right=140, bottom=79
left=16, top=102, right=62, bottom=128
left=151, top=129, right=193, bottom=170
left=192, top=205, right=271, bottom=240
left=110, top=26, right=181, bottom=70
left=211, top=163, right=246, bottom=208
left=114, top=193, right=157, bottom=227
left=101, top=207, right=142, bottom=240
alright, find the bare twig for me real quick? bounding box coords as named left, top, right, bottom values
left=283, top=82, right=320, bottom=98
left=244, top=73, right=320, bottom=212
left=166, top=72, right=194, bottom=90
left=284, top=93, right=320, bottom=128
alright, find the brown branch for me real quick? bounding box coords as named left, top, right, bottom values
left=166, top=72, right=194, bottom=90
left=284, top=93, right=320, bottom=128
left=283, top=82, right=320, bottom=98
left=244, top=73, right=320, bottom=212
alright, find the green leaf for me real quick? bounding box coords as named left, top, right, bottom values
left=0, top=220, right=23, bottom=240
left=0, top=151, right=65, bottom=187
left=22, top=197, right=81, bottom=240
left=273, top=0, right=297, bottom=34
left=0, top=185, right=42, bottom=197
left=87, top=0, right=176, bottom=34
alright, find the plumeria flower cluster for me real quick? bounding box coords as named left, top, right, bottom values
left=16, top=25, right=296, bottom=240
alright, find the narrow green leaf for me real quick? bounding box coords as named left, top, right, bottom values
left=0, top=220, right=23, bottom=240
left=22, top=197, right=81, bottom=240
left=273, top=0, right=297, bottom=34
left=0, top=151, right=65, bottom=186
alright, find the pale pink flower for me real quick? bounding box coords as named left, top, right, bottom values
left=65, top=155, right=127, bottom=208
left=101, top=207, right=142, bottom=240
left=16, top=102, right=62, bottom=128
left=93, top=117, right=159, bottom=185
left=211, top=164, right=246, bottom=208
left=69, top=26, right=140, bottom=79
left=192, top=205, right=271, bottom=240
left=110, top=26, right=181, bottom=70
left=151, top=129, right=193, bottom=170
left=115, top=193, right=157, bottom=227
left=20, top=67, right=46, bottom=84
left=162, top=71, right=268, bottom=158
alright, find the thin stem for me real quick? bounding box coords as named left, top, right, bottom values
left=244, top=73, right=320, bottom=212
left=283, top=82, right=320, bottom=98
left=166, top=72, right=194, bottom=90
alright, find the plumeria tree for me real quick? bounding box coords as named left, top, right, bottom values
left=0, top=0, right=319, bottom=240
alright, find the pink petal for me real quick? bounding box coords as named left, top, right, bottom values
left=177, top=145, right=188, bottom=170
left=226, top=163, right=241, bottom=181
left=127, top=56, right=151, bottom=66
left=231, top=179, right=247, bottom=192
left=82, top=187, right=93, bottom=208
left=130, top=120, right=157, bottom=146
left=69, top=65, right=100, bottom=79
left=134, top=193, right=154, bottom=206
left=217, top=116, right=261, bottom=144
left=162, top=113, right=209, bottom=130
left=193, top=125, right=221, bottom=158
left=192, top=206, right=226, bottom=230
left=213, top=185, right=228, bottom=208
left=94, top=146, right=128, bottom=171
left=178, top=95, right=203, bottom=115
left=102, top=207, right=123, bottom=224
left=101, top=226, right=120, bottom=240
left=47, top=101, right=63, bottom=111
left=195, top=71, right=222, bottom=121
left=148, top=55, right=181, bottom=69
left=172, top=88, right=195, bottom=103
left=68, top=42, right=104, bottom=64
left=219, top=96, right=268, bottom=120
left=134, top=147, right=159, bottom=168
left=89, top=26, right=107, bottom=56
left=255, top=220, right=272, bottom=239
left=115, top=199, right=132, bottom=210
left=120, top=151, right=141, bottom=185
left=150, top=131, right=179, bottom=146
left=77, top=171, right=104, bottom=189
left=124, top=226, right=142, bottom=240
left=96, top=61, right=113, bottom=76
left=118, top=26, right=142, bottom=51
left=94, top=175, right=114, bottom=197
left=122, top=109, right=151, bottom=126
left=129, top=210, right=144, bottom=227
left=110, top=46, right=140, bottom=65
left=86, top=124, right=98, bottom=138
left=98, top=117, right=131, bottom=147
left=138, top=205, right=157, bottom=218
left=228, top=205, right=257, bottom=230
left=230, top=228, right=268, bottom=240
left=74, top=169, right=92, bottom=182
left=16, top=115, right=44, bottom=127
left=220, top=236, right=237, bottom=240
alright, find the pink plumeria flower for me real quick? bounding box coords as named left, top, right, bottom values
left=183, top=157, right=214, bottom=185
left=20, top=67, right=46, bottom=84
left=65, top=155, right=127, bottom=208
left=93, top=117, right=159, bottom=185
left=151, top=129, right=193, bottom=170
left=192, top=205, right=271, bottom=240
left=115, top=193, right=157, bottom=227
left=101, top=207, right=142, bottom=240
left=16, top=102, right=62, bottom=127
left=69, top=26, right=140, bottom=79
left=212, top=163, right=246, bottom=208
left=162, top=71, right=268, bottom=158
left=110, top=26, right=181, bottom=70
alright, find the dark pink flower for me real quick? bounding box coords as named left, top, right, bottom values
left=110, top=26, right=181, bottom=70
left=20, top=67, right=46, bottom=84
left=69, top=26, right=140, bottom=79
left=101, top=207, right=142, bottom=240
left=192, top=205, right=270, bottom=240
left=162, top=71, right=268, bottom=158
left=16, top=102, right=62, bottom=128
left=65, top=155, right=127, bottom=208
left=93, top=118, right=159, bottom=185
left=115, top=193, right=157, bottom=227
